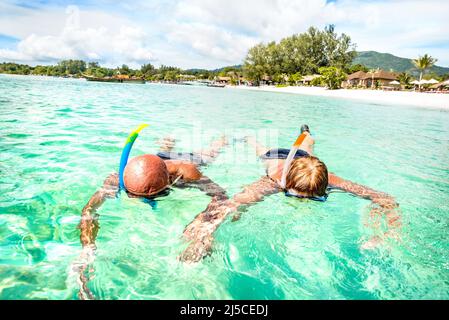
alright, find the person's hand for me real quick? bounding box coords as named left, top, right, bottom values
left=361, top=236, right=383, bottom=250
left=218, top=134, right=228, bottom=146
left=372, top=196, right=398, bottom=209
left=361, top=229, right=401, bottom=250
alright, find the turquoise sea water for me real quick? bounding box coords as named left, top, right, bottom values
left=0, top=74, right=448, bottom=299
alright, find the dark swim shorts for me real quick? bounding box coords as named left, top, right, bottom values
left=260, top=148, right=309, bottom=160
left=156, top=151, right=207, bottom=165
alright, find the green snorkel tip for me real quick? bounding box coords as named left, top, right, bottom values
left=125, top=123, right=149, bottom=144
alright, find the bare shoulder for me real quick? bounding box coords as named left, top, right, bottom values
left=164, top=160, right=202, bottom=181
left=328, top=173, right=343, bottom=187
left=253, top=175, right=279, bottom=188
left=265, top=159, right=284, bottom=181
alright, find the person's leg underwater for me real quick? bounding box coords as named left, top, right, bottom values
left=156, top=135, right=228, bottom=165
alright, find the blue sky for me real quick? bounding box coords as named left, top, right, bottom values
left=0, top=0, right=448, bottom=69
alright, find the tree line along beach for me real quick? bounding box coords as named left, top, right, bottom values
left=1, top=25, right=448, bottom=110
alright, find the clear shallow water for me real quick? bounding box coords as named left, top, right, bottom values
left=0, top=74, right=448, bottom=300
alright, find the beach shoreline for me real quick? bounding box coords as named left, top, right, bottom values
left=2, top=73, right=448, bottom=109
left=227, top=85, right=449, bottom=110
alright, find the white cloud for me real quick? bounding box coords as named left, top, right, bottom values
left=332, top=0, right=449, bottom=62
left=174, top=0, right=330, bottom=40
left=0, top=5, right=155, bottom=67
left=159, top=0, right=333, bottom=67
left=166, top=22, right=257, bottom=64
left=0, top=0, right=447, bottom=68
left=166, top=0, right=449, bottom=66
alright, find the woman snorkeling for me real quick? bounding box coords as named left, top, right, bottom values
left=179, top=125, right=401, bottom=263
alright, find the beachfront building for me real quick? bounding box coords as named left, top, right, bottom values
left=238, top=76, right=250, bottom=85
left=344, top=69, right=398, bottom=89
left=260, top=75, right=272, bottom=86
left=116, top=74, right=130, bottom=80
left=429, top=79, right=449, bottom=92
left=215, top=76, right=231, bottom=84
left=300, top=74, right=321, bottom=85
left=344, top=71, right=367, bottom=88
left=363, top=70, right=398, bottom=88
left=178, top=74, right=196, bottom=81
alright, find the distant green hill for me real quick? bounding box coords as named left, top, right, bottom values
left=353, top=51, right=449, bottom=76
left=192, top=51, right=449, bottom=76
left=211, top=65, right=242, bottom=73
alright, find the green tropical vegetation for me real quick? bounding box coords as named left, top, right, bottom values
left=316, top=66, right=347, bottom=89
left=348, top=64, right=369, bottom=73
left=1, top=25, right=448, bottom=90
left=353, top=51, right=448, bottom=76
left=0, top=60, right=212, bottom=81
left=397, top=72, right=413, bottom=89
left=413, top=54, right=437, bottom=89
left=242, top=25, right=356, bottom=87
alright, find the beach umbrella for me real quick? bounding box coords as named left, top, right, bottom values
left=427, top=78, right=439, bottom=84
left=389, top=80, right=400, bottom=85
left=411, top=80, right=420, bottom=85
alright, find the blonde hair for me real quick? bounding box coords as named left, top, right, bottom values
left=285, top=156, right=328, bottom=197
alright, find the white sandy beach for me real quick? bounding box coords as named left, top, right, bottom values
left=229, top=85, right=449, bottom=109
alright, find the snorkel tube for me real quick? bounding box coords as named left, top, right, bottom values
left=279, top=132, right=307, bottom=189
left=118, top=124, right=149, bottom=190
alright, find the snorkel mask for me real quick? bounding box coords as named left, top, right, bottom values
left=279, top=131, right=328, bottom=202
left=285, top=189, right=328, bottom=202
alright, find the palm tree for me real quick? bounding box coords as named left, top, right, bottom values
left=368, top=68, right=380, bottom=89
left=235, top=70, right=243, bottom=85
left=226, top=70, right=239, bottom=85
left=413, top=54, right=437, bottom=89
left=398, top=72, right=412, bottom=89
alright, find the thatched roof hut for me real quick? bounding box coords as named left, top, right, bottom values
left=301, top=74, right=321, bottom=82
left=362, top=70, right=397, bottom=81
left=116, top=74, right=130, bottom=79
left=347, top=71, right=367, bottom=80
left=430, top=79, right=449, bottom=89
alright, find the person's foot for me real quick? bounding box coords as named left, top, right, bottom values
left=301, top=124, right=310, bottom=134
left=243, top=135, right=257, bottom=146
left=156, top=136, right=176, bottom=152
left=218, top=134, right=228, bottom=146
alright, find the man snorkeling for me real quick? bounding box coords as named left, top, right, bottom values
left=179, top=125, right=401, bottom=263
left=76, top=126, right=228, bottom=299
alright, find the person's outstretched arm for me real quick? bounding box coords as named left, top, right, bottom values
left=165, top=160, right=228, bottom=200
left=179, top=176, right=280, bottom=263
left=328, top=173, right=401, bottom=248
left=174, top=175, right=229, bottom=200
left=75, top=173, right=119, bottom=300
left=79, top=173, right=119, bottom=247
